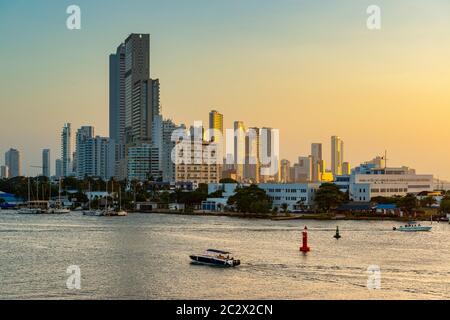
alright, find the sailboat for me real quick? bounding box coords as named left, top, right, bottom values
left=100, top=181, right=127, bottom=217
left=18, top=177, right=42, bottom=214
left=83, top=182, right=102, bottom=216
left=47, top=179, right=70, bottom=214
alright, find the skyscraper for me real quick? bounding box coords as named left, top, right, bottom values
left=259, top=127, right=280, bottom=182
left=311, top=143, right=323, bottom=181
left=331, top=136, right=344, bottom=177
left=234, top=121, right=246, bottom=181
left=5, top=148, right=20, bottom=178
left=244, top=127, right=260, bottom=183
left=61, top=123, right=72, bottom=177
left=55, top=159, right=63, bottom=178
left=109, top=43, right=125, bottom=144
left=75, top=126, right=94, bottom=179
left=280, top=159, right=291, bottom=183
left=42, top=149, right=50, bottom=178
left=294, top=156, right=313, bottom=182
left=208, top=110, right=223, bottom=142
left=122, top=33, right=160, bottom=144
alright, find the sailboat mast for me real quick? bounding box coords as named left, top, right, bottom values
left=28, top=177, right=31, bottom=208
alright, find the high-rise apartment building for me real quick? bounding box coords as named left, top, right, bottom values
left=122, top=33, right=160, bottom=144
left=280, top=159, right=291, bottom=183
left=331, top=136, right=344, bottom=177
left=294, top=156, right=313, bottom=182
left=233, top=121, right=246, bottom=181
left=109, top=43, right=126, bottom=144
left=55, top=159, right=63, bottom=178
left=42, top=149, right=50, bottom=178
left=61, top=123, right=72, bottom=177
left=342, top=162, right=351, bottom=175
left=311, top=143, right=323, bottom=181
left=0, top=165, right=8, bottom=179
left=244, top=127, right=260, bottom=183
left=5, top=148, right=20, bottom=178
left=259, top=127, right=280, bottom=183
left=75, top=126, right=94, bottom=179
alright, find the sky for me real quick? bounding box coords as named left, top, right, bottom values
left=1, top=0, right=450, bottom=179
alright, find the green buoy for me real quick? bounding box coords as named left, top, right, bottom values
left=334, top=226, right=341, bottom=239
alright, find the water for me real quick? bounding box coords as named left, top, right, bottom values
left=0, top=210, right=449, bottom=300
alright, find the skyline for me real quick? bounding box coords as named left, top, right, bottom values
left=1, top=1, right=450, bottom=178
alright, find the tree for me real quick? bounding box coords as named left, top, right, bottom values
left=227, top=184, right=272, bottom=214
left=281, top=203, right=288, bottom=213
left=440, top=197, right=450, bottom=214
left=419, top=196, right=437, bottom=208
left=398, top=194, right=418, bottom=214
left=314, top=183, right=346, bottom=212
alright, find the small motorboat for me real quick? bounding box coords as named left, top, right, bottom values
left=17, top=207, right=42, bottom=214
left=190, top=249, right=240, bottom=267
left=83, top=210, right=103, bottom=217
left=393, top=223, right=432, bottom=232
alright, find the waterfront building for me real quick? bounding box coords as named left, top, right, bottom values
left=347, top=163, right=433, bottom=201
left=258, top=183, right=321, bottom=211
left=152, top=115, right=179, bottom=182
left=127, top=144, right=152, bottom=181
left=76, top=132, right=116, bottom=181
left=175, top=138, right=220, bottom=187
left=61, top=123, right=72, bottom=177
left=42, top=149, right=50, bottom=178
left=331, top=136, right=344, bottom=176
left=5, top=148, right=20, bottom=178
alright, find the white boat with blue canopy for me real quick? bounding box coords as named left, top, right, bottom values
left=393, top=222, right=432, bottom=232
left=190, top=249, right=241, bottom=267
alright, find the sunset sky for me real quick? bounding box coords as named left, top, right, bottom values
left=1, top=0, right=450, bottom=179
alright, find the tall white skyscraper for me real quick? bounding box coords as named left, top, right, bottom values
left=234, top=121, right=246, bottom=181
left=75, top=126, right=94, bottom=179
left=331, top=136, right=344, bottom=177
left=5, top=148, right=20, bottom=178
left=244, top=127, right=260, bottom=183
left=42, top=149, right=50, bottom=178
left=61, top=123, right=72, bottom=177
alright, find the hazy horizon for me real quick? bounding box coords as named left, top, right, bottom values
left=1, top=0, right=450, bottom=179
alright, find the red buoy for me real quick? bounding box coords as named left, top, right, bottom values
left=300, top=226, right=310, bottom=253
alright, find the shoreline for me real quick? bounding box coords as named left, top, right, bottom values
left=133, top=210, right=442, bottom=222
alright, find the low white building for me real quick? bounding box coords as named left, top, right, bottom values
left=347, top=164, right=433, bottom=202
left=258, top=183, right=321, bottom=211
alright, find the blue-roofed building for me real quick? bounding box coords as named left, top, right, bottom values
left=375, top=203, right=399, bottom=215
left=0, top=191, right=23, bottom=208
